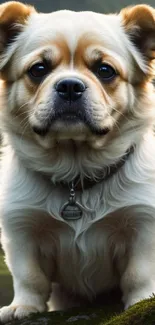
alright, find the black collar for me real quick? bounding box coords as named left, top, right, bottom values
left=61, top=146, right=134, bottom=191
left=60, top=146, right=134, bottom=220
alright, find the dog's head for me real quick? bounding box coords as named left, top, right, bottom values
left=0, top=2, right=155, bottom=179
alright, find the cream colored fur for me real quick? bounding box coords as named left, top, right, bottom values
left=0, top=2, right=155, bottom=323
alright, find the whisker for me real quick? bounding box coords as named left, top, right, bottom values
left=16, top=101, right=30, bottom=114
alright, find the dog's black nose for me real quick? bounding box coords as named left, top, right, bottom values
left=55, top=78, right=86, bottom=101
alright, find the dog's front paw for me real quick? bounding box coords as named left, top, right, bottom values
left=0, top=304, right=44, bottom=323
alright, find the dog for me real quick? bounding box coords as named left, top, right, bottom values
left=0, top=1, right=155, bottom=322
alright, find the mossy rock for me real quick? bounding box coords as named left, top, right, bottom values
left=1, top=296, right=155, bottom=325
left=1, top=250, right=155, bottom=325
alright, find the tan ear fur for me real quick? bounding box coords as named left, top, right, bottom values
left=0, top=1, right=36, bottom=51
left=120, top=5, right=155, bottom=60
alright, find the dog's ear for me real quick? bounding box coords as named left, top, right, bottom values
left=0, top=1, right=35, bottom=58
left=120, top=5, right=155, bottom=61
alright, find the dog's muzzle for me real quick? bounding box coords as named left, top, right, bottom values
left=51, top=77, right=88, bottom=123
left=32, top=77, right=110, bottom=137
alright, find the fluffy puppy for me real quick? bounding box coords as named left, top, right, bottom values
left=0, top=1, right=155, bottom=322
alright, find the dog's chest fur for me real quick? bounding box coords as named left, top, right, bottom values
left=2, top=137, right=155, bottom=299
left=35, top=185, right=138, bottom=300
left=38, top=216, right=121, bottom=298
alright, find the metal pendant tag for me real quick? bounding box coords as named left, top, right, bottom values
left=60, top=182, right=83, bottom=220
left=61, top=201, right=83, bottom=220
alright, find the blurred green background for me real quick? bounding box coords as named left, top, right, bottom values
left=0, top=0, right=154, bottom=310
left=0, top=252, right=13, bottom=307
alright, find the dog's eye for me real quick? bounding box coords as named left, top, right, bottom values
left=97, top=64, right=117, bottom=81
left=28, top=62, right=50, bottom=81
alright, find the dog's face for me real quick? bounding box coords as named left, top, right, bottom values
left=0, top=2, right=155, bottom=153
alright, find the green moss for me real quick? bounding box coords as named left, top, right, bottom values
left=105, top=297, right=155, bottom=325
left=1, top=297, right=155, bottom=325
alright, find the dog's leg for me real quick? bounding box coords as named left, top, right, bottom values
left=119, top=207, right=155, bottom=309
left=0, top=236, right=51, bottom=323
left=121, top=254, right=155, bottom=309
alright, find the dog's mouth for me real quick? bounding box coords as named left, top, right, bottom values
left=56, top=111, right=80, bottom=122
left=32, top=108, right=110, bottom=137
left=52, top=107, right=87, bottom=123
